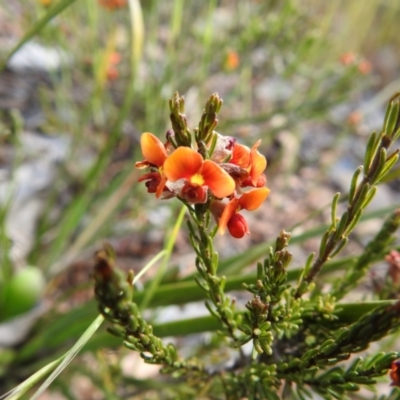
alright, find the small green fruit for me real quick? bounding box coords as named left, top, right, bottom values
left=0, top=267, right=45, bottom=321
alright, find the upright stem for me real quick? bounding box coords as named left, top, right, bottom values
left=296, top=125, right=399, bottom=298
left=188, top=206, right=241, bottom=344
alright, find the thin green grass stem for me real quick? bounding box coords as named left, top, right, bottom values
left=139, top=205, right=187, bottom=310
left=47, top=168, right=139, bottom=276
left=4, top=249, right=166, bottom=400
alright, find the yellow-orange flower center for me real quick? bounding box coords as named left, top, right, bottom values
left=190, top=173, right=205, bottom=186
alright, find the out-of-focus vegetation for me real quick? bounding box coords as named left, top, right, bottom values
left=0, top=0, right=400, bottom=399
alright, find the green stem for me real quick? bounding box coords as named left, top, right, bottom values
left=190, top=207, right=240, bottom=344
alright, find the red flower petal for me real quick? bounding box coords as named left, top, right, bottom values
left=163, top=147, right=203, bottom=182
left=239, top=188, right=270, bottom=211
left=201, top=160, right=235, bottom=198
left=180, top=182, right=208, bottom=204
left=390, top=361, right=400, bottom=387
left=241, top=174, right=267, bottom=188
left=141, top=132, right=168, bottom=167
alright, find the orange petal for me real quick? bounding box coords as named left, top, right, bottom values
left=163, top=147, right=203, bottom=182
left=218, top=198, right=239, bottom=235
left=250, top=140, right=267, bottom=185
left=201, top=160, right=235, bottom=198
left=141, top=132, right=168, bottom=167
left=230, top=143, right=250, bottom=168
left=155, top=173, right=168, bottom=198
left=239, top=188, right=270, bottom=211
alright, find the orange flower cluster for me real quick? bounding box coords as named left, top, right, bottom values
left=106, top=52, right=122, bottom=81
left=98, top=0, right=127, bottom=10
left=224, top=50, right=240, bottom=71
left=339, top=52, right=372, bottom=75
left=136, top=132, right=270, bottom=238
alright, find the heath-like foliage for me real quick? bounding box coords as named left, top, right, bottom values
left=93, top=92, right=400, bottom=400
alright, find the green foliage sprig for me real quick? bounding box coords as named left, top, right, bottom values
left=93, top=245, right=207, bottom=379
left=296, top=93, right=400, bottom=298
left=298, top=352, right=400, bottom=399
left=333, top=208, right=400, bottom=299
left=238, top=230, right=300, bottom=355
left=186, top=209, right=241, bottom=344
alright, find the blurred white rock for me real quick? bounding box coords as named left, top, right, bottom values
left=0, top=304, right=46, bottom=347
left=255, top=77, right=294, bottom=102
left=0, top=131, right=70, bottom=265
left=7, top=41, right=71, bottom=73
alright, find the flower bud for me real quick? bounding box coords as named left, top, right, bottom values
left=227, top=213, right=250, bottom=238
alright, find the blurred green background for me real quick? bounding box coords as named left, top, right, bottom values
left=0, top=0, right=400, bottom=398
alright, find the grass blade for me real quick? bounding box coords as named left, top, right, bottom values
left=1, top=0, right=78, bottom=71
left=139, top=205, right=187, bottom=310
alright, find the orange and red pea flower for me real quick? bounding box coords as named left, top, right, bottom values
left=136, top=131, right=270, bottom=238
left=163, top=146, right=235, bottom=201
